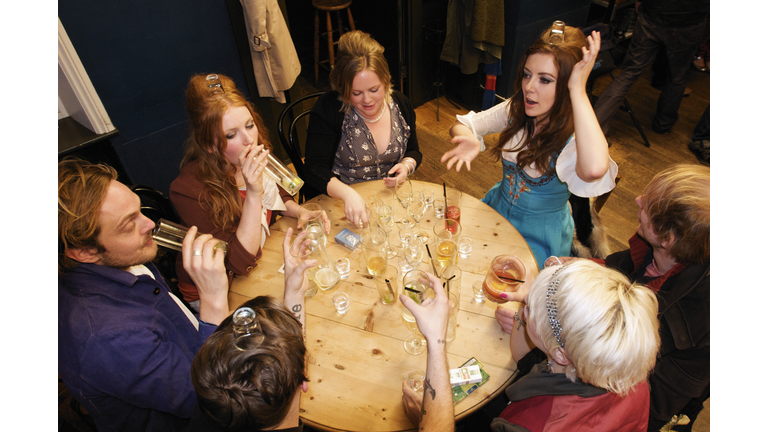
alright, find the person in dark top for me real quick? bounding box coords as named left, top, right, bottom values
left=304, top=30, right=422, bottom=228
left=593, top=0, right=709, bottom=134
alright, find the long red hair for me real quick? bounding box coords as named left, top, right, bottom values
left=492, top=24, right=587, bottom=175
left=181, top=73, right=272, bottom=229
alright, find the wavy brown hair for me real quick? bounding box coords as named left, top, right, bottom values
left=181, top=73, right=272, bottom=230
left=492, top=24, right=587, bottom=175
left=58, top=157, right=117, bottom=274
left=191, top=296, right=308, bottom=431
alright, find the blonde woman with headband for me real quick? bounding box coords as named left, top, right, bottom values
left=304, top=30, right=422, bottom=228
left=490, top=260, right=660, bottom=431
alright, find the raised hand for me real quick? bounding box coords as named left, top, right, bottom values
left=569, top=30, right=601, bottom=92
left=238, top=144, right=269, bottom=196
left=441, top=134, right=482, bottom=172
left=399, top=272, right=450, bottom=344
left=182, top=226, right=229, bottom=325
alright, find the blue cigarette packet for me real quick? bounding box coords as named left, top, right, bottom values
left=335, top=229, right=361, bottom=251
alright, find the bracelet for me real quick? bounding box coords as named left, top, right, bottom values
left=402, top=158, right=415, bottom=176
left=513, top=311, right=526, bottom=331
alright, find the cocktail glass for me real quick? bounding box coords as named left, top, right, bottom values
left=482, top=255, right=527, bottom=303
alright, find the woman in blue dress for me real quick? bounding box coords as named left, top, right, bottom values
left=441, top=23, right=618, bottom=269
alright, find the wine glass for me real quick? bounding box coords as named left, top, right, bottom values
left=408, top=192, right=430, bottom=243
left=398, top=233, right=423, bottom=272
left=402, top=270, right=430, bottom=355
left=375, top=204, right=398, bottom=259
left=394, top=178, right=414, bottom=228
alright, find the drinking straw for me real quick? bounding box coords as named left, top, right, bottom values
left=404, top=286, right=421, bottom=294
left=498, top=275, right=525, bottom=283
left=443, top=183, right=449, bottom=229
left=385, top=278, right=395, bottom=298
left=424, top=243, right=439, bottom=275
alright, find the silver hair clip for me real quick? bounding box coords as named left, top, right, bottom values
left=546, top=266, right=567, bottom=347
left=232, top=307, right=264, bottom=350
left=548, top=21, right=565, bottom=45
left=206, top=74, right=224, bottom=96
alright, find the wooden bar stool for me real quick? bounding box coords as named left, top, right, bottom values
left=313, top=0, right=355, bottom=84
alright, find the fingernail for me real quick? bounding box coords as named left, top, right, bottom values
left=500, top=293, right=507, bottom=299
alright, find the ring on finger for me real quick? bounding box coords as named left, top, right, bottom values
left=193, top=250, right=202, bottom=256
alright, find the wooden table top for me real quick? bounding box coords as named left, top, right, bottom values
left=228, top=179, right=539, bottom=432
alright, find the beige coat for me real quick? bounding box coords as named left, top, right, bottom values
left=239, top=0, right=301, bottom=103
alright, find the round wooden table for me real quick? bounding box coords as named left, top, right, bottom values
left=228, top=180, right=538, bottom=432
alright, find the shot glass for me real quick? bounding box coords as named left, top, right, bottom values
left=407, top=371, right=425, bottom=394
left=458, top=237, right=473, bottom=258
left=153, top=219, right=228, bottom=255
left=398, top=227, right=414, bottom=248
left=332, top=291, right=350, bottom=315
left=472, top=280, right=486, bottom=303
left=421, top=189, right=434, bottom=208
left=233, top=306, right=264, bottom=350
left=433, top=199, right=445, bottom=219
left=446, top=291, right=460, bottom=342
left=373, top=264, right=400, bottom=305
left=335, top=257, right=351, bottom=279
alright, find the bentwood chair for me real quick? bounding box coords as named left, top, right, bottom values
left=277, top=91, right=325, bottom=203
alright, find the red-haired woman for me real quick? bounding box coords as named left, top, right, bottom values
left=441, top=23, right=618, bottom=269
left=170, top=73, right=328, bottom=310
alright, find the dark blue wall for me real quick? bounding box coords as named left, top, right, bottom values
left=59, top=0, right=255, bottom=195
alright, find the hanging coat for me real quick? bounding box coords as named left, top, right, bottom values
left=239, top=0, right=301, bottom=103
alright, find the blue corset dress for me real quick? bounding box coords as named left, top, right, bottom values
left=482, top=158, right=573, bottom=269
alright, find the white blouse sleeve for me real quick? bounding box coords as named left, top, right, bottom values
left=455, top=101, right=511, bottom=151
left=555, top=136, right=619, bottom=198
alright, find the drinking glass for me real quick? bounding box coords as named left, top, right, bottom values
left=399, top=233, right=424, bottom=273
left=545, top=256, right=563, bottom=267
left=289, top=231, right=318, bottom=297
left=434, top=219, right=462, bottom=240
left=361, top=232, right=387, bottom=276
left=298, top=203, right=324, bottom=230
left=428, top=237, right=457, bottom=272
left=444, top=187, right=462, bottom=223
left=335, top=257, right=350, bottom=279
left=458, top=237, right=473, bottom=258
left=374, top=189, right=395, bottom=206
left=433, top=199, right=445, bottom=219
left=373, top=264, right=400, bottom=305
left=482, top=255, right=527, bottom=303
left=153, top=219, right=228, bottom=255
left=233, top=306, right=264, bottom=350
left=408, top=192, right=430, bottom=243
left=394, top=178, right=414, bottom=228
left=375, top=204, right=398, bottom=259
left=402, top=270, right=430, bottom=355
left=398, top=227, right=414, bottom=249
left=440, top=265, right=462, bottom=297
left=332, top=291, right=350, bottom=315
left=407, top=371, right=425, bottom=394
left=304, top=231, right=341, bottom=291
left=472, top=280, right=486, bottom=303
left=421, top=189, right=434, bottom=208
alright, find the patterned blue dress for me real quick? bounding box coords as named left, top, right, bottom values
left=457, top=102, right=618, bottom=269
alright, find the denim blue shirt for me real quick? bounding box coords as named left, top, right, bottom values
left=59, top=262, right=217, bottom=431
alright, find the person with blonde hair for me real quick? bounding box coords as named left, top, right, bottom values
left=304, top=30, right=422, bottom=228
left=440, top=23, right=618, bottom=269
left=505, top=164, right=710, bottom=431
left=489, top=260, right=660, bottom=431
left=170, top=73, right=329, bottom=310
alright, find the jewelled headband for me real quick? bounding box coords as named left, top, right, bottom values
left=548, top=20, right=565, bottom=45
left=546, top=265, right=567, bottom=347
